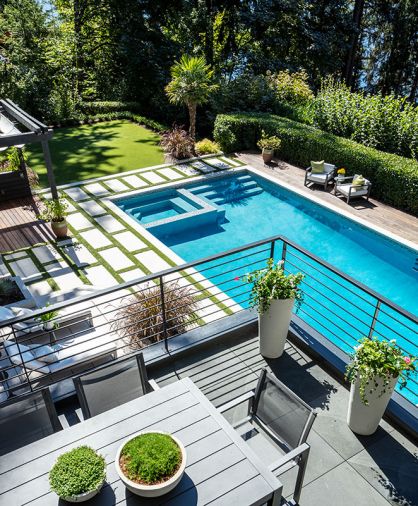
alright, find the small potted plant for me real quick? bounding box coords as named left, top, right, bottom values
left=49, top=446, right=106, bottom=503
left=336, top=167, right=346, bottom=182
left=115, top=431, right=186, bottom=498
left=39, top=197, right=68, bottom=238
left=345, top=337, right=416, bottom=435
left=245, top=259, right=304, bottom=358
left=257, top=131, right=282, bottom=164
left=37, top=303, right=60, bottom=331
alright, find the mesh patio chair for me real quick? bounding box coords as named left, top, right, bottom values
left=219, top=369, right=316, bottom=505
left=0, top=388, right=62, bottom=456
left=73, top=352, right=158, bottom=420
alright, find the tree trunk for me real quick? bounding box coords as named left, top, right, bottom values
left=343, top=0, right=365, bottom=89
left=188, top=102, right=197, bottom=140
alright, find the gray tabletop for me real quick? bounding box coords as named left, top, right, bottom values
left=0, top=377, right=282, bottom=505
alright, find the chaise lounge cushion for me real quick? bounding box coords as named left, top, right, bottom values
left=3, top=340, right=50, bottom=374
left=28, top=344, right=58, bottom=364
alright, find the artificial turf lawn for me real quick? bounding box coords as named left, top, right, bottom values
left=26, top=120, right=164, bottom=187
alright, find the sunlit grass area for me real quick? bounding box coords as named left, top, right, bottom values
left=27, top=120, right=164, bottom=187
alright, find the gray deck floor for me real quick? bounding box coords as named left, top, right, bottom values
left=151, top=334, right=418, bottom=506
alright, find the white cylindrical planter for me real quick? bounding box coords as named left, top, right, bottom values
left=259, top=298, right=295, bottom=358
left=62, top=481, right=104, bottom=503
left=347, top=375, right=398, bottom=435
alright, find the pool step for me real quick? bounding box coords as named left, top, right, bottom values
left=212, top=187, right=264, bottom=205
left=196, top=181, right=260, bottom=201
left=413, top=258, right=418, bottom=272
left=191, top=175, right=254, bottom=195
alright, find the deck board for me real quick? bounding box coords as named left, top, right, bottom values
left=0, top=196, right=55, bottom=253
left=236, top=152, right=418, bottom=245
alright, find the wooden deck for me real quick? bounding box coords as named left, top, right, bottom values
left=0, top=196, right=54, bottom=253
left=237, top=151, right=418, bottom=244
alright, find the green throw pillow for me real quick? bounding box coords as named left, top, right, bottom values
left=353, top=174, right=365, bottom=186
left=311, top=160, right=325, bottom=174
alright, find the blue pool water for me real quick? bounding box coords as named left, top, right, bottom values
left=117, top=171, right=418, bottom=404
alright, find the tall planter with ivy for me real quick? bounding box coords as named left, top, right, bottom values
left=345, top=338, right=416, bottom=435
left=245, top=259, right=304, bottom=358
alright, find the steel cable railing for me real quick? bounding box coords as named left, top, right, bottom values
left=0, top=234, right=416, bottom=406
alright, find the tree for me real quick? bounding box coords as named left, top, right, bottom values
left=343, top=0, right=365, bottom=88
left=165, top=55, right=218, bottom=139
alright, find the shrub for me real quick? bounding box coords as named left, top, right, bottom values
left=345, top=337, right=416, bottom=405
left=269, top=70, right=314, bottom=105
left=0, top=278, right=23, bottom=306
left=49, top=446, right=105, bottom=498
left=160, top=126, right=195, bottom=159
left=213, top=112, right=418, bottom=215
left=38, top=197, right=68, bottom=222
left=195, top=138, right=220, bottom=155
left=120, top=433, right=181, bottom=485
left=257, top=131, right=281, bottom=151
left=111, top=281, right=199, bottom=349
left=314, top=79, right=418, bottom=160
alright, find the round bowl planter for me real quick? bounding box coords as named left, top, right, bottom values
left=43, top=321, right=55, bottom=331
left=115, top=431, right=187, bottom=498
left=262, top=148, right=274, bottom=164
left=347, top=375, right=398, bottom=435
left=51, top=219, right=68, bottom=238
left=61, top=481, right=104, bottom=503
left=259, top=298, right=295, bottom=358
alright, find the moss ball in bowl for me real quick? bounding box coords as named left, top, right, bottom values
left=116, top=431, right=186, bottom=498
left=49, top=446, right=106, bottom=503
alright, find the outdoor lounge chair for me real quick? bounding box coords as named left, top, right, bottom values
left=0, top=388, right=62, bottom=455
left=304, top=162, right=336, bottom=189
left=219, top=369, right=316, bottom=505
left=334, top=175, right=371, bottom=204
left=73, top=352, right=159, bottom=419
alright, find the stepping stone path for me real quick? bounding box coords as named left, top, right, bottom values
left=78, top=200, right=106, bottom=217
left=141, top=171, right=166, bottom=184
left=99, top=247, right=134, bottom=270
left=113, top=231, right=146, bottom=252
left=84, top=182, right=110, bottom=197
left=95, top=215, right=126, bottom=233
left=80, top=229, right=112, bottom=248
left=67, top=213, right=94, bottom=230
left=105, top=179, right=130, bottom=193
left=122, top=175, right=148, bottom=188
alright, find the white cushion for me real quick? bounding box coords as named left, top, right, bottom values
left=27, top=344, right=58, bottom=364
left=0, top=306, right=14, bottom=321
left=3, top=340, right=50, bottom=374
left=336, top=184, right=369, bottom=197
left=323, top=163, right=336, bottom=174
left=308, top=173, right=329, bottom=183
left=9, top=307, right=43, bottom=334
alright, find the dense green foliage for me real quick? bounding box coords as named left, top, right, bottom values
left=314, top=80, right=418, bottom=159
left=345, top=338, right=416, bottom=405
left=120, top=433, right=181, bottom=484
left=214, top=113, right=418, bottom=215
left=244, top=259, right=304, bottom=314
left=195, top=138, right=220, bottom=155
left=49, top=446, right=105, bottom=498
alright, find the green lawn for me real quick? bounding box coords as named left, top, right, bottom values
left=27, top=120, right=164, bottom=187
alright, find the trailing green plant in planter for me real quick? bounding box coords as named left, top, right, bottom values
left=49, top=446, right=106, bottom=502
left=37, top=303, right=60, bottom=330
left=245, top=258, right=304, bottom=314
left=345, top=337, right=416, bottom=435
left=345, top=337, right=416, bottom=405
left=38, top=197, right=68, bottom=238
left=244, top=259, right=304, bottom=358
left=257, top=130, right=281, bottom=163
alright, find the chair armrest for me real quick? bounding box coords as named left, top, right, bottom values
left=218, top=390, right=255, bottom=413
left=148, top=379, right=160, bottom=391
left=268, top=443, right=310, bottom=474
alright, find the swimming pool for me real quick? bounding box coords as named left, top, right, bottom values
left=115, top=170, right=418, bottom=404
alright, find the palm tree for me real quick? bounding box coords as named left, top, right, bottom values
left=165, top=55, right=218, bottom=139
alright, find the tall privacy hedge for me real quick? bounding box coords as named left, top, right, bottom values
left=214, top=112, right=418, bottom=215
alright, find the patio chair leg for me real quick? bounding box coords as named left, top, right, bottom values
left=292, top=445, right=310, bottom=505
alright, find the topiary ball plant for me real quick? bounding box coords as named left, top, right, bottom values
left=49, top=446, right=106, bottom=500
left=119, top=433, right=182, bottom=484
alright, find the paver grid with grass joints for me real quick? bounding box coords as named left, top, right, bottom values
left=0, top=155, right=245, bottom=319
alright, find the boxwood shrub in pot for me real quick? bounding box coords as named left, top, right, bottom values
left=244, top=258, right=304, bottom=358
left=257, top=130, right=282, bottom=163
left=49, top=446, right=106, bottom=502
left=115, top=431, right=186, bottom=498
left=38, top=197, right=68, bottom=238
left=345, top=337, right=416, bottom=435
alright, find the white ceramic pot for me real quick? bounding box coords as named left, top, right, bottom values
left=62, top=480, right=104, bottom=503
left=259, top=298, right=295, bottom=358
left=347, top=375, right=398, bottom=435
left=43, top=321, right=55, bottom=331
left=115, top=431, right=187, bottom=498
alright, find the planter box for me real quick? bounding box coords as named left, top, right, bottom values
left=0, top=170, right=31, bottom=202
left=2, top=276, right=36, bottom=310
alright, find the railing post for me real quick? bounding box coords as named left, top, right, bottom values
left=281, top=241, right=287, bottom=269
left=368, top=300, right=381, bottom=339
left=159, top=276, right=169, bottom=353
left=11, top=327, right=33, bottom=392
left=269, top=239, right=275, bottom=261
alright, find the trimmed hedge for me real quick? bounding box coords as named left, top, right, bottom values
left=80, top=101, right=143, bottom=114
left=214, top=112, right=418, bottom=215
left=52, top=109, right=167, bottom=133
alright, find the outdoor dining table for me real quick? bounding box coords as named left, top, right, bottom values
left=0, top=377, right=282, bottom=505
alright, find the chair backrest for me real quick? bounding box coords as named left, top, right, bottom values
left=252, top=369, right=316, bottom=451
left=0, top=388, right=61, bottom=456
left=74, top=352, right=150, bottom=419
left=323, top=163, right=335, bottom=174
